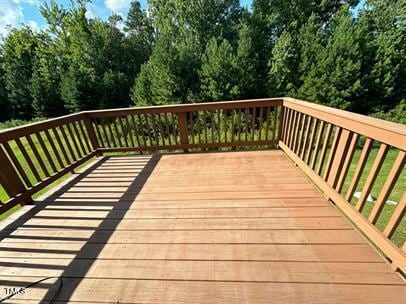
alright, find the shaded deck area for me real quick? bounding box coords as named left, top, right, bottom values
left=0, top=150, right=404, bottom=303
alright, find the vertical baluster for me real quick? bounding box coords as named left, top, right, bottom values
left=230, top=109, right=235, bottom=143
left=305, top=119, right=318, bottom=164
left=52, top=127, right=72, bottom=164
left=244, top=108, right=249, bottom=142
left=157, top=113, right=166, bottom=147
left=144, top=114, right=154, bottom=146
left=286, top=109, right=294, bottom=146
left=72, top=121, right=88, bottom=155
left=124, top=116, right=136, bottom=148
left=130, top=115, right=143, bottom=149
left=106, top=119, right=117, bottom=148
left=251, top=107, right=256, bottom=141
left=164, top=113, right=172, bottom=146
left=178, top=112, right=189, bottom=152
left=196, top=111, right=202, bottom=145
left=277, top=106, right=284, bottom=143
left=78, top=120, right=92, bottom=153
left=150, top=113, right=160, bottom=146
left=137, top=114, right=148, bottom=146
left=35, top=132, right=57, bottom=173
left=273, top=106, right=279, bottom=141
left=384, top=194, right=405, bottom=238
left=211, top=110, right=215, bottom=143
left=355, top=143, right=389, bottom=211
left=323, top=127, right=341, bottom=181
left=265, top=107, right=271, bottom=142
left=15, top=138, right=41, bottom=183
left=311, top=121, right=325, bottom=170
left=203, top=111, right=208, bottom=144
left=66, top=124, right=82, bottom=158
left=258, top=107, right=264, bottom=141
left=217, top=109, right=221, bottom=144
left=170, top=113, right=178, bottom=146
left=238, top=109, right=242, bottom=142
left=112, top=118, right=124, bottom=147
left=335, top=133, right=359, bottom=192
left=345, top=138, right=373, bottom=201
left=44, top=129, right=65, bottom=169
left=224, top=109, right=228, bottom=143
left=316, top=123, right=332, bottom=175
left=300, top=117, right=312, bottom=159
left=295, top=114, right=307, bottom=154
left=280, top=108, right=288, bottom=142
left=2, top=142, right=32, bottom=188
left=369, top=150, right=405, bottom=223
left=25, top=135, right=50, bottom=178
left=288, top=111, right=298, bottom=148
left=118, top=117, right=129, bottom=148
left=189, top=112, right=195, bottom=145
left=92, top=119, right=105, bottom=148
left=292, top=113, right=302, bottom=152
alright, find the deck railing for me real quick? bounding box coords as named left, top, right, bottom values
left=0, top=97, right=405, bottom=272
left=279, top=97, right=405, bottom=273
left=86, top=99, right=283, bottom=153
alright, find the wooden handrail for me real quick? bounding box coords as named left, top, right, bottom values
left=283, top=97, right=406, bottom=150
left=0, top=97, right=404, bottom=273
left=280, top=97, right=405, bottom=273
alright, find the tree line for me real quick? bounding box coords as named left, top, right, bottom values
left=0, top=0, right=404, bottom=123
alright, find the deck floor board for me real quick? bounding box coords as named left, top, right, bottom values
left=0, top=150, right=404, bottom=303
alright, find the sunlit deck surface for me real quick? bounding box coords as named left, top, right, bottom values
left=0, top=150, right=404, bottom=303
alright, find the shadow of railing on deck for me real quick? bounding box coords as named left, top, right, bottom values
left=0, top=154, right=160, bottom=302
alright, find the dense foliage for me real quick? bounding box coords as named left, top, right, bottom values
left=0, top=0, right=404, bottom=123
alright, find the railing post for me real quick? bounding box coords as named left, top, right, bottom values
left=83, top=114, right=101, bottom=156
left=177, top=112, right=189, bottom=153
left=0, top=145, right=28, bottom=202
left=278, top=106, right=285, bottom=146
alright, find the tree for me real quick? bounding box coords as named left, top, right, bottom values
left=2, top=27, right=38, bottom=119
left=236, top=23, right=260, bottom=99
left=267, top=31, right=298, bottom=97
left=30, top=33, right=65, bottom=117
left=125, top=1, right=155, bottom=76
left=296, top=14, right=325, bottom=99
left=358, top=0, right=406, bottom=113
left=0, top=50, right=9, bottom=121
left=297, top=6, right=365, bottom=110
left=131, top=34, right=181, bottom=106
left=149, top=0, right=242, bottom=45
left=252, top=0, right=359, bottom=97
left=199, top=38, right=240, bottom=101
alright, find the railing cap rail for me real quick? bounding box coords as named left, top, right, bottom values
left=0, top=112, right=85, bottom=142
left=84, top=98, right=284, bottom=117
left=283, top=97, right=406, bottom=150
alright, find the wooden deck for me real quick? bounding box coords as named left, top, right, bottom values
left=0, top=150, right=404, bottom=303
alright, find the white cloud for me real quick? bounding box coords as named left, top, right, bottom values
left=0, top=0, right=40, bottom=36
left=0, top=0, right=24, bottom=36
left=85, top=9, right=96, bottom=20
left=14, top=0, right=39, bottom=5
left=26, top=20, right=40, bottom=32
left=104, top=0, right=132, bottom=12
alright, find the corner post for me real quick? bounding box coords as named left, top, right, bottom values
left=0, top=145, right=28, bottom=203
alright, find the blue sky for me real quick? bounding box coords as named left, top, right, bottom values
left=0, top=0, right=365, bottom=36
